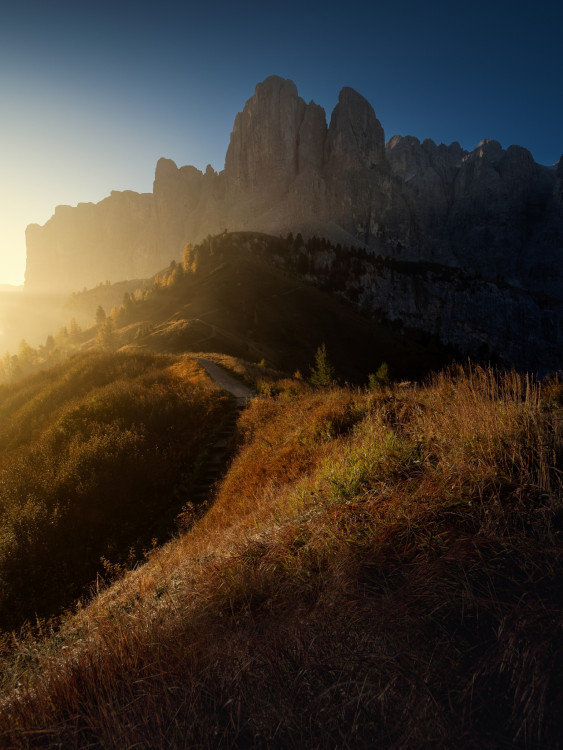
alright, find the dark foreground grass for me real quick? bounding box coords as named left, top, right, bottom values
left=0, top=365, right=561, bottom=748
left=0, top=351, right=230, bottom=631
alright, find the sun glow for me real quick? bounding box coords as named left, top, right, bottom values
left=0, top=244, right=26, bottom=287
left=0, top=200, right=29, bottom=287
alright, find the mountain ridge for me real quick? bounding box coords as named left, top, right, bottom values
left=28, top=74, right=561, bottom=293
left=24, top=75, right=563, bottom=370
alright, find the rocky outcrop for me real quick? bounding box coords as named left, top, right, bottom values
left=153, top=158, right=224, bottom=260
left=287, top=247, right=562, bottom=373
left=221, top=76, right=328, bottom=231
left=24, top=75, right=563, bottom=370
left=385, top=136, right=463, bottom=260
left=325, top=87, right=385, bottom=173
left=224, top=76, right=306, bottom=194
left=298, top=101, right=326, bottom=174
left=448, top=142, right=554, bottom=278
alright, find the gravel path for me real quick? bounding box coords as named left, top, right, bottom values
left=195, top=357, right=254, bottom=406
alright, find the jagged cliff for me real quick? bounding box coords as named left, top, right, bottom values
left=25, top=75, right=563, bottom=370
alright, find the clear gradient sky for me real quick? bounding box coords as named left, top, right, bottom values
left=1, top=0, right=562, bottom=286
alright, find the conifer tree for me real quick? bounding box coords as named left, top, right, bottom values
left=95, top=305, right=106, bottom=325
left=96, top=318, right=117, bottom=350
left=18, top=339, right=36, bottom=369
left=69, top=318, right=81, bottom=339
left=182, top=243, right=194, bottom=271
left=310, top=343, right=335, bottom=387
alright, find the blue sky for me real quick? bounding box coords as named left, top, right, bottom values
left=1, top=0, right=562, bottom=285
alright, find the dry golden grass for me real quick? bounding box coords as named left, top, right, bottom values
left=0, top=351, right=232, bottom=631
left=0, top=365, right=561, bottom=748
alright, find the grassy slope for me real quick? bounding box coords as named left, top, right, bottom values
left=0, top=351, right=232, bottom=631
left=0, top=366, right=561, bottom=748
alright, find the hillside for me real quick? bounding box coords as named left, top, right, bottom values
left=10, top=227, right=560, bottom=378
left=0, top=351, right=234, bottom=631
left=0, top=363, right=561, bottom=747
left=64, top=231, right=454, bottom=383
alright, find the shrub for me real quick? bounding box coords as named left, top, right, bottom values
left=368, top=361, right=391, bottom=390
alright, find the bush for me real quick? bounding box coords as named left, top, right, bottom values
left=368, top=361, right=391, bottom=390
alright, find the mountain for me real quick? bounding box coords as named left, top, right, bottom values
left=24, top=76, right=563, bottom=370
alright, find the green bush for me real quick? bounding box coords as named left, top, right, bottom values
left=368, top=362, right=391, bottom=390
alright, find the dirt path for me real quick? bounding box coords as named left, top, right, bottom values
left=195, top=357, right=254, bottom=406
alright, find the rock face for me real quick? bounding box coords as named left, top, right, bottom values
left=25, top=192, right=157, bottom=291
left=224, top=77, right=307, bottom=194
left=25, top=75, right=563, bottom=371
left=325, top=87, right=385, bottom=173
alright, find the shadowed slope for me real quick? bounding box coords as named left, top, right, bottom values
left=0, top=351, right=233, bottom=630
left=93, top=232, right=455, bottom=382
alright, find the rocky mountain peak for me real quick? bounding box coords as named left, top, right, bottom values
left=326, top=86, right=385, bottom=172
left=255, top=74, right=299, bottom=99
left=385, top=134, right=464, bottom=192
left=155, top=157, right=179, bottom=181
left=224, top=75, right=307, bottom=193
left=472, top=139, right=504, bottom=165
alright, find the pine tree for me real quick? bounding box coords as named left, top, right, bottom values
left=95, top=305, right=106, bottom=325
left=182, top=243, right=194, bottom=271
left=18, top=339, right=36, bottom=370
left=96, top=318, right=116, bottom=350
left=69, top=318, right=81, bottom=339
left=310, top=343, right=335, bottom=387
